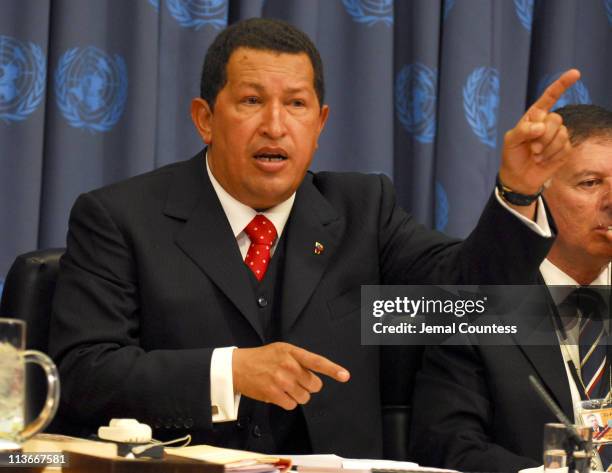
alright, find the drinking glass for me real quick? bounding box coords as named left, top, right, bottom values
left=543, top=423, right=593, bottom=473
left=0, top=318, right=59, bottom=451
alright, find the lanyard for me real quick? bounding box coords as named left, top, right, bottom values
left=552, top=294, right=612, bottom=402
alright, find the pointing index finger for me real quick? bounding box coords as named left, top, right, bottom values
left=291, top=347, right=350, bottom=382
left=531, top=69, right=580, bottom=114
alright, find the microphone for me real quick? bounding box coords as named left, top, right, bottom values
left=528, top=374, right=587, bottom=450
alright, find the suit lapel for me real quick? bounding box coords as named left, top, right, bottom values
left=281, top=173, right=342, bottom=331
left=164, top=152, right=263, bottom=341
left=510, top=279, right=574, bottom=418
left=518, top=345, right=574, bottom=418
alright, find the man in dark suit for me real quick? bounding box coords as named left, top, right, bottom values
left=49, top=18, right=579, bottom=456
left=410, top=104, right=612, bottom=472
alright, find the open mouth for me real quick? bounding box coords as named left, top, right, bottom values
left=253, top=146, right=288, bottom=163
left=254, top=153, right=287, bottom=162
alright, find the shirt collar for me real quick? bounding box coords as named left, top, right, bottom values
left=540, top=258, right=611, bottom=305
left=205, top=150, right=295, bottom=239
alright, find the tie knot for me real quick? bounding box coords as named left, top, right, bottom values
left=565, top=287, right=608, bottom=321
left=244, top=215, right=277, bottom=246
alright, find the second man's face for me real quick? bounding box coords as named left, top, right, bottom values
left=193, top=47, right=329, bottom=210
left=544, top=138, right=612, bottom=269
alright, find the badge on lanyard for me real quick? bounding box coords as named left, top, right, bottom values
left=579, top=399, right=612, bottom=444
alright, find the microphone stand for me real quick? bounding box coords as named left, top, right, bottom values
left=529, top=375, right=592, bottom=473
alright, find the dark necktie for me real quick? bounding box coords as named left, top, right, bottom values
left=578, top=288, right=609, bottom=400
left=244, top=214, right=277, bottom=281
left=574, top=287, right=611, bottom=470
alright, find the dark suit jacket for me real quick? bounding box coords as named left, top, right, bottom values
left=49, top=152, right=552, bottom=457
left=409, top=293, right=574, bottom=472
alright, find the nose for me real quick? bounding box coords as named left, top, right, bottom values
left=601, top=180, right=611, bottom=208
left=258, top=101, right=286, bottom=140
left=599, top=181, right=612, bottom=225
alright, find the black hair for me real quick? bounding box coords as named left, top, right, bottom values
left=555, top=104, right=612, bottom=146
left=200, top=17, right=324, bottom=109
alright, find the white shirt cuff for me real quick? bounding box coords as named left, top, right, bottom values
left=210, top=346, right=241, bottom=423
left=495, top=188, right=552, bottom=238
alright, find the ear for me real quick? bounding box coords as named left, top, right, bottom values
left=191, top=97, right=214, bottom=144
left=315, top=104, right=330, bottom=149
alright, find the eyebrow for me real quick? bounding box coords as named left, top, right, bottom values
left=238, top=82, right=265, bottom=92
left=237, top=82, right=310, bottom=94
left=570, top=170, right=603, bottom=180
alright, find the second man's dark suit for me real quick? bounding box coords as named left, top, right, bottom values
left=50, top=152, right=553, bottom=457
left=409, top=300, right=574, bottom=472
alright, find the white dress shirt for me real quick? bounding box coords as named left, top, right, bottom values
left=206, top=152, right=553, bottom=422
left=541, top=259, right=611, bottom=423
left=206, top=155, right=295, bottom=422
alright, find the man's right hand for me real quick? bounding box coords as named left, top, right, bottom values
left=232, top=342, right=350, bottom=410
left=498, top=68, right=580, bottom=221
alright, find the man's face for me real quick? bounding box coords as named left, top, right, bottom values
left=544, top=138, right=612, bottom=271
left=192, top=48, right=329, bottom=210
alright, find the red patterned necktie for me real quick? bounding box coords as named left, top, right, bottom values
left=244, top=215, right=277, bottom=281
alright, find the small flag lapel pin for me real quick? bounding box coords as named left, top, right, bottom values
left=314, top=241, right=324, bottom=255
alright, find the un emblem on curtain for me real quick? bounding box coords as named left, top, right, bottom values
left=394, top=63, right=437, bottom=144
left=607, top=0, right=612, bottom=25
left=342, top=0, right=393, bottom=27
left=435, top=182, right=449, bottom=232
left=0, top=35, right=46, bottom=123
left=444, top=0, right=455, bottom=19
left=54, top=46, right=128, bottom=133
left=513, top=0, right=534, bottom=31
left=463, top=67, right=500, bottom=149
left=166, top=0, right=228, bottom=30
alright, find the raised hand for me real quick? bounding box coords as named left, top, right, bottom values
left=232, top=342, right=350, bottom=410
left=499, top=69, right=581, bottom=207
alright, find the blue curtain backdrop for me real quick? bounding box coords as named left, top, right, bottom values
left=1, top=0, right=611, bottom=293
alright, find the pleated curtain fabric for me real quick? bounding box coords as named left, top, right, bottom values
left=1, top=0, right=611, bottom=291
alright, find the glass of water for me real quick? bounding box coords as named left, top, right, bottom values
left=543, top=423, right=593, bottom=473
left=0, top=318, right=59, bottom=451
